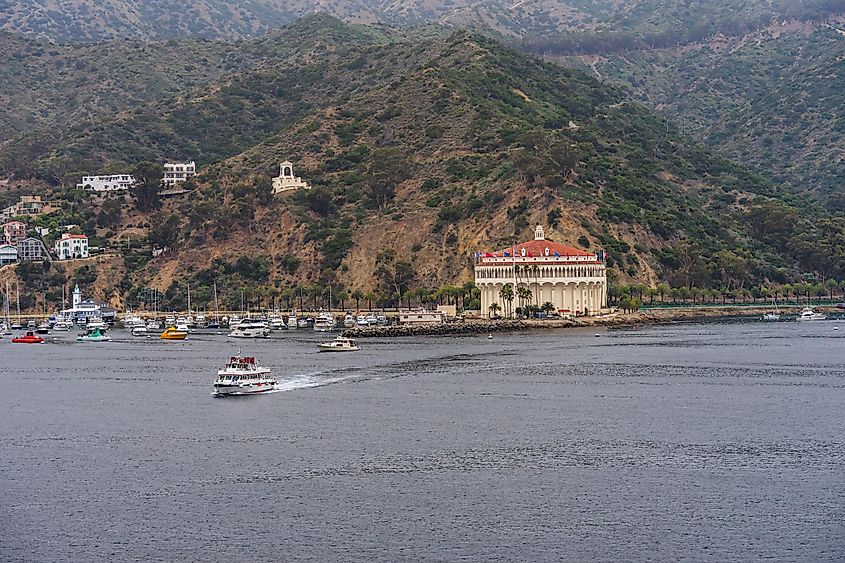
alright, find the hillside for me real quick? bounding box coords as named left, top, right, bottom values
left=2, top=16, right=843, bottom=312
left=549, top=18, right=845, bottom=200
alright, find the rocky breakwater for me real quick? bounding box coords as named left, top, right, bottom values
left=342, top=318, right=606, bottom=338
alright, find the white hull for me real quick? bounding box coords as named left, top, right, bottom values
left=213, top=383, right=276, bottom=396
left=228, top=329, right=270, bottom=338
left=318, top=345, right=360, bottom=352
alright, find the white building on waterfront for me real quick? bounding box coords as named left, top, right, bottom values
left=272, top=161, right=310, bottom=194
left=474, top=225, right=607, bottom=318
left=77, top=174, right=136, bottom=192
left=163, top=162, right=197, bottom=187
left=54, top=233, right=89, bottom=260
left=57, top=284, right=116, bottom=324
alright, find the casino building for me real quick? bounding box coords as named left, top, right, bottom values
left=474, top=225, right=607, bottom=317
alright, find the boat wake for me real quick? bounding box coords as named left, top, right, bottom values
left=274, top=371, right=359, bottom=392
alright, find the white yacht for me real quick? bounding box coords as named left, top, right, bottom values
left=123, top=314, right=145, bottom=329
left=318, top=336, right=360, bottom=352
left=762, top=312, right=780, bottom=321
left=797, top=307, right=826, bottom=321
left=377, top=315, right=388, bottom=326
left=228, top=319, right=271, bottom=339
left=298, top=318, right=311, bottom=329
left=356, top=316, right=368, bottom=327
left=35, top=321, right=51, bottom=335
left=343, top=314, right=355, bottom=328
left=146, top=319, right=161, bottom=330
left=165, top=315, right=176, bottom=327
left=131, top=325, right=149, bottom=337
left=287, top=313, right=298, bottom=329
left=365, top=314, right=378, bottom=325
left=313, top=313, right=336, bottom=332
left=86, top=318, right=107, bottom=330
left=269, top=316, right=287, bottom=331
left=52, top=319, right=72, bottom=332
left=213, top=354, right=276, bottom=396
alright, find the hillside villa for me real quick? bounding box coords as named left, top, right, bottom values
left=54, top=233, right=89, bottom=260
left=1, top=195, right=52, bottom=221
left=474, top=225, right=607, bottom=318
left=163, top=161, right=197, bottom=187
left=77, top=174, right=136, bottom=192
left=3, top=220, right=27, bottom=245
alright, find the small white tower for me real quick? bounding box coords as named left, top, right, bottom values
left=72, top=284, right=81, bottom=307
left=534, top=224, right=545, bottom=241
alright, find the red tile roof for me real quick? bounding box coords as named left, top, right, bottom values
left=493, top=239, right=593, bottom=258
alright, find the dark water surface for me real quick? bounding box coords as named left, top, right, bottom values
left=1, top=321, right=844, bottom=561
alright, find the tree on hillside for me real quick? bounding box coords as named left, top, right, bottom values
left=366, top=148, right=411, bottom=210
left=131, top=161, right=164, bottom=212
left=148, top=213, right=181, bottom=250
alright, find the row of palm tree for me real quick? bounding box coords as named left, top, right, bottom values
left=613, top=279, right=845, bottom=306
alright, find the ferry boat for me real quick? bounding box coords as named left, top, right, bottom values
left=318, top=336, right=360, bottom=352
left=77, top=327, right=111, bottom=342
left=160, top=326, right=188, bottom=340
left=228, top=319, right=270, bottom=339
left=313, top=313, right=336, bottom=332
left=797, top=307, right=826, bottom=321
left=213, top=355, right=276, bottom=396
left=12, top=331, right=45, bottom=344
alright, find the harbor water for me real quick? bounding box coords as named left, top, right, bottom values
left=1, top=321, right=844, bottom=561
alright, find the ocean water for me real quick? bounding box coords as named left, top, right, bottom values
left=1, top=321, right=843, bottom=561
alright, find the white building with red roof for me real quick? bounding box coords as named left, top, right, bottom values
left=54, top=233, right=89, bottom=260
left=475, top=225, right=607, bottom=318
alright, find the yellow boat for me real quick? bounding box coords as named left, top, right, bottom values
left=160, top=326, right=188, bottom=340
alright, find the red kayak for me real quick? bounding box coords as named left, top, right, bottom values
left=12, top=331, right=44, bottom=344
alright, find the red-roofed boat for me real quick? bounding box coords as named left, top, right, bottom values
left=12, top=331, right=44, bottom=344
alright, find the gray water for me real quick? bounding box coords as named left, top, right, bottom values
left=1, top=321, right=843, bottom=561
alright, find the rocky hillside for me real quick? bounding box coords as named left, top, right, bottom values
left=1, top=16, right=841, bottom=311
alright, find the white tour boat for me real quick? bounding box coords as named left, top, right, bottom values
left=797, top=307, right=826, bottom=321
left=228, top=319, right=271, bottom=339
left=213, top=354, right=276, bottom=396
left=318, top=336, right=360, bottom=352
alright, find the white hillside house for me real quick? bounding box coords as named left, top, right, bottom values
left=272, top=161, right=310, bottom=194
left=163, top=162, right=197, bottom=187
left=77, top=174, right=136, bottom=192
left=55, top=233, right=89, bottom=260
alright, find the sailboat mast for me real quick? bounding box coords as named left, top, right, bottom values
left=187, top=284, right=191, bottom=314
left=16, top=280, right=20, bottom=323
left=213, top=282, right=219, bottom=318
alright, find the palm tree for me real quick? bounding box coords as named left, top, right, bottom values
left=499, top=283, right=514, bottom=318
left=657, top=283, right=669, bottom=304
left=352, top=289, right=363, bottom=311
left=517, top=286, right=533, bottom=316
left=336, top=291, right=349, bottom=311
left=541, top=301, right=555, bottom=315
left=488, top=302, right=501, bottom=318
left=364, top=291, right=376, bottom=311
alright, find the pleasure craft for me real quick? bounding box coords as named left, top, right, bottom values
left=343, top=314, right=355, bottom=328
left=365, top=314, right=378, bottom=325
left=228, top=319, right=271, bottom=339
left=86, top=318, right=107, bottom=330
left=287, top=314, right=298, bottom=329
left=12, top=331, right=45, bottom=344
left=269, top=316, right=287, bottom=331
left=146, top=319, right=162, bottom=330
left=131, top=325, right=149, bottom=337
left=35, top=321, right=51, bottom=335
left=318, top=336, right=360, bottom=352
left=123, top=314, right=145, bottom=329
left=377, top=315, right=388, bottom=326
left=313, top=313, right=336, bottom=332
left=52, top=319, right=72, bottom=331
left=213, top=354, right=276, bottom=396
left=797, top=307, right=826, bottom=321
left=298, top=318, right=311, bottom=329
left=356, top=316, right=368, bottom=327
left=160, top=326, right=188, bottom=340
left=762, top=312, right=780, bottom=321
left=77, top=327, right=111, bottom=342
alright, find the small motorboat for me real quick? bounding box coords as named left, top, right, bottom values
left=77, top=327, right=111, bottom=342
left=287, top=314, right=298, bottom=329
left=343, top=314, right=355, bottom=328
left=365, top=314, right=378, bottom=326
left=52, top=319, right=72, bottom=332
left=12, top=331, right=45, bottom=344
left=318, top=336, right=360, bottom=352
left=213, top=354, right=276, bottom=396
left=762, top=312, right=780, bottom=321
left=146, top=319, right=161, bottom=330
left=35, top=321, right=51, bottom=335
left=269, top=316, right=287, bottom=331
left=313, top=313, right=336, bottom=332
left=797, top=307, right=826, bottom=321
left=131, top=326, right=149, bottom=337
left=356, top=316, right=368, bottom=327
left=160, top=326, right=188, bottom=340
left=86, top=318, right=107, bottom=330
